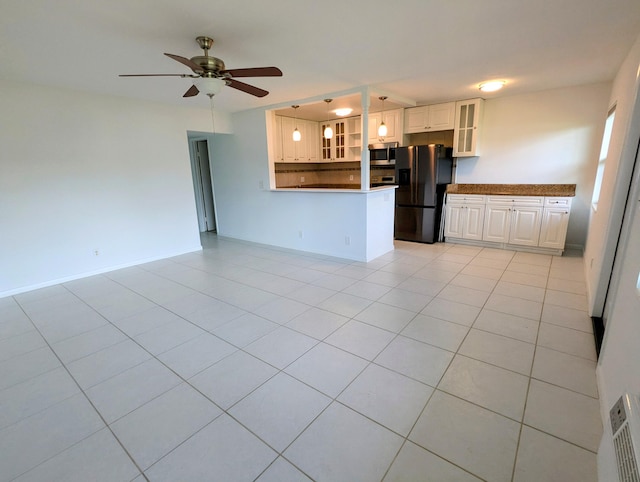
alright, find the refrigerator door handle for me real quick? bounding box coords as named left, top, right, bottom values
left=412, top=155, right=418, bottom=205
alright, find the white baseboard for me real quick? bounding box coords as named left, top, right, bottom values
left=0, top=245, right=203, bottom=299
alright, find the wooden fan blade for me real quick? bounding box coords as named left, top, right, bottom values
left=183, top=85, right=199, bottom=97
left=119, top=74, right=196, bottom=77
left=164, top=53, right=203, bottom=73
left=227, top=79, right=269, bottom=97
left=221, top=67, right=283, bottom=78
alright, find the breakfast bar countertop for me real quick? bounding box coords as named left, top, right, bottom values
left=446, top=183, right=576, bottom=197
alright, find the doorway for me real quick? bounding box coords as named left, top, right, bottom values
left=188, top=136, right=217, bottom=234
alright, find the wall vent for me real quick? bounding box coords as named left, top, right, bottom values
left=611, top=394, right=640, bottom=482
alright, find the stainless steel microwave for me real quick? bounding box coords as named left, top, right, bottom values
left=368, top=142, right=399, bottom=165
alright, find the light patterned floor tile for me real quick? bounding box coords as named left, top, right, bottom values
left=409, top=391, right=520, bottom=482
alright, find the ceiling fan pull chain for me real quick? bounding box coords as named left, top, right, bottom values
left=209, top=95, right=216, bottom=134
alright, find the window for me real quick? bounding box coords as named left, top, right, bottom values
left=592, top=106, right=616, bottom=209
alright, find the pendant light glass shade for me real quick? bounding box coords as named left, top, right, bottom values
left=291, top=105, right=301, bottom=142
left=378, top=96, right=388, bottom=138
left=323, top=99, right=333, bottom=139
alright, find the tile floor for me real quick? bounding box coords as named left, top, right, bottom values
left=0, top=234, right=602, bottom=481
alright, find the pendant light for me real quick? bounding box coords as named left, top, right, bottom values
left=292, top=105, right=301, bottom=142
left=323, top=99, right=333, bottom=139
left=378, top=96, right=388, bottom=139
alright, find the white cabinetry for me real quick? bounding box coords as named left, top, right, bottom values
left=346, top=116, right=362, bottom=161
left=404, top=102, right=456, bottom=134
left=275, top=116, right=319, bottom=162
left=453, top=98, right=484, bottom=157
left=445, top=193, right=572, bottom=254
left=321, top=119, right=347, bottom=161
left=539, top=197, right=572, bottom=249
left=368, top=108, right=403, bottom=144
left=306, top=121, right=319, bottom=162
left=444, top=195, right=486, bottom=241
left=483, top=196, right=543, bottom=247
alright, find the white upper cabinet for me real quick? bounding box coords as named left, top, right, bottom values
left=321, top=120, right=347, bottom=161
left=453, top=98, right=484, bottom=157
left=276, top=116, right=320, bottom=162
left=404, top=102, right=456, bottom=134
left=367, top=108, right=403, bottom=144
left=306, top=121, right=319, bottom=162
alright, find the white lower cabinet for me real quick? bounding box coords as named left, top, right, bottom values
left=482, top=197, right=542, bottom=246
left=539, top=196, right=572, bottom=249
left=483, top=205, right=511, bottom=243
left=446, top=194, right=572, bottom=253
left=444, top=195, right=486, bottom=241
left=509, top=207, right=543, bottom=246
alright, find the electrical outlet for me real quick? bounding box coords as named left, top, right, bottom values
left=345, top=236, right=350, bottom=246
left=94, top=249, right=99, bottom=256
left=300, top=176, right=305, bottom=183
left=298, top=230, right=303, bottom=239
left=349, top=175, right=354, bottom=181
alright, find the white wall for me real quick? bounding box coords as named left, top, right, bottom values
left=210, top=109, right=394, bottom=261
left=0, top=80, right=231, bottom=296
left=592, top=33, right=640, bottom=479
left=456, top=83, right=611, bottom=248
left=584, top=34, right=640, bottom=317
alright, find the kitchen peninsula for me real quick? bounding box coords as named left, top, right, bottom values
left=443, top=184, right=576, bottom=254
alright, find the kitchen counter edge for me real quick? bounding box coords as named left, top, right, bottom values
left=446, top=184, right=576, bottom=197
left=272, top=185, right=398, bottom=193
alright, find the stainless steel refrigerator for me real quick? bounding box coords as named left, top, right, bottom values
left=394, top=145, right=453, bottom=243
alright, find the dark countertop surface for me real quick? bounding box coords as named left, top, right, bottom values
left=446, top=183, right=576, bottom=197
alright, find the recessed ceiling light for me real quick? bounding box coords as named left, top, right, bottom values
left=479, top=81, right=506, bottom=92
left=334, top=108, right=353, bottom=117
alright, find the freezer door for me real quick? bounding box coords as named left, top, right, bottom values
left=394, top=206, right=437, bottom=243
left=395, top=147, right=414, bottom=206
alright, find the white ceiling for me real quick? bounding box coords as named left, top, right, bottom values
left=2, top=0, right=640, bottom=116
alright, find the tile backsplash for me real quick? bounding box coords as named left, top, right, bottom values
left=275, top=162, right=361, bottom=187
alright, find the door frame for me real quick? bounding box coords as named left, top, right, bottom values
left=187, top=132, right=218, bottom=234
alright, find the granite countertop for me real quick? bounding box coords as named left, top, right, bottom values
left=446, top=183, right=576, bottom=197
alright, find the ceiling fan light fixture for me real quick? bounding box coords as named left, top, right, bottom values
left=194, top=77, right=226, bottom=96
left=479, top=80, right=506, bottom=92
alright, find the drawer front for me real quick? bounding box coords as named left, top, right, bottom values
left=544, top=197, right=572, bottom=208
left=486, top=195, right=543, bottom=206
left=447, top=194, right=486, bottom=204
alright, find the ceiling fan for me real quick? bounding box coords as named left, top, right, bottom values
left=119, top=36, right=282, bottom=98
